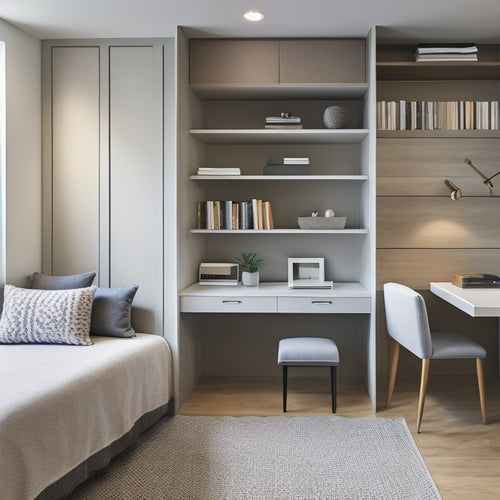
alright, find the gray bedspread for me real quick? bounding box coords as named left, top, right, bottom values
left=0, top=333, right=172, bottom=500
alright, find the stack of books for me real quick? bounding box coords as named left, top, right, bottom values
left=196, top=199, right=274, bottom=230
left=415, top=43, right=478, bottom=62
left=197, top=167, right=241, bottom=176
left=265, top=113, right=302, bottom=129
left=263, top=157, right=310, bottom=175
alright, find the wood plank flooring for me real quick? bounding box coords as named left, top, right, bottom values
left=180, top=375, right=500, bottom=500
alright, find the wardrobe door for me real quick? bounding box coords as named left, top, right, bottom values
left=51, top=47, right=100, bottom=275
left=109, top=46, right=164, bottom=334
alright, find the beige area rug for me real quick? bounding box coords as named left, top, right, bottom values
left=67, top=415, right=441, bottom=500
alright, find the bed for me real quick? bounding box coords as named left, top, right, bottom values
left=0, top=333, right=173, bottom=500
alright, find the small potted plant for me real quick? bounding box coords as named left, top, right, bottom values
left=234, top=252, right=264, bottom=287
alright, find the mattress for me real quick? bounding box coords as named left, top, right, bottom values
left=0, top=333, right=172, bottom=500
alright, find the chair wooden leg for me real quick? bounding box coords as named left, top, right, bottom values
left=476, top=358, right=487, bottom=425
left=387, top=338, right=400, bottom=408
left=417, top=358, right=430, bottom=433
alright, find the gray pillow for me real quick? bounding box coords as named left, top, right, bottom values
left=31, top=271, right=96, bottom=290
left=0, top=285, right=96, bottom=345
left=90, top=285, right=139, bottom=338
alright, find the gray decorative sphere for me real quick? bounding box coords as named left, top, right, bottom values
left=323, top=105, right=349, bottom=129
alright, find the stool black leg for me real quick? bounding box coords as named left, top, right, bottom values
left=331, top=366, right=337, bottom=413
left=283, top=365, right=288, bottom=412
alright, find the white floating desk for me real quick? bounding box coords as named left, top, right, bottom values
left=430, top=282, right=500, bottom=317
left=180, top=282, right=371, bottom=314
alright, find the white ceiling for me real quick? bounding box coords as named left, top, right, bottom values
left=0, top=0, right=500, bottom=42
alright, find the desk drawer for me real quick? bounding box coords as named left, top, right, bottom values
left=277, top=296, right=370, bottom=314
left=181, top=295, right=277, bottom=313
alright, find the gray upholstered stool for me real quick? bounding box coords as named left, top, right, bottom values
left=277, top=337, right=340, bottom=413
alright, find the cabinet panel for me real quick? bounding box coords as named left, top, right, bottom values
left=190, top=39, right=279, bottom=85
left=280, top=40, right=366, bottom=84
left=109, top=46, right=163, bottom=333
left=51, top=47, right=100, bottom=276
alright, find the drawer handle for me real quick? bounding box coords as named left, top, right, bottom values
left=312, top=300, right=333, bottom=305
left=222, top=300, right=242, bottom=304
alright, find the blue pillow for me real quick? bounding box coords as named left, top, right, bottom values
left=90, top=285, right=139, bottom=338
left=31, top=271, right=96, bottom=290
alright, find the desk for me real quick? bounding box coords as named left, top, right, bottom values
left=430, top=282, right=500, bottom=317
left=430, top=282, right=500, bottom=374
left=180, top=282, right=371, bottom=314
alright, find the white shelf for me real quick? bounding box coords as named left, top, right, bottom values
left=190, top=175, right=369, bottom=181
left=191, top=229, right=368, bottom=234
left=190, top=83, right=369, bottom=100
left=190, top=129, right=369, bottom=144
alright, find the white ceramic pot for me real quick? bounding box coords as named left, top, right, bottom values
left=241, top=271, right=259, bottom=287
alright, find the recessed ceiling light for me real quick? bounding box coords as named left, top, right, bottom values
left=243, top=10, right=266, bottom=22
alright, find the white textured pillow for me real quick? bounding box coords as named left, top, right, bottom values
left=0, top=285, right=97, bottom=346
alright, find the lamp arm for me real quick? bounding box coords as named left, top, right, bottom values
left=464, top=159, right=494, bottom=188
left=483, top=170, right=500, bottom=185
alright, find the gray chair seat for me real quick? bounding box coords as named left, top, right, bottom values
left=278, top=337, right=339, bottom=366
left=278, top=337, right=339, bottom=413
left=431, top=332, right=486, bottom=360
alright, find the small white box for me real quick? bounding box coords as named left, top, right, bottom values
left=288, top=258, right=333, bottom=289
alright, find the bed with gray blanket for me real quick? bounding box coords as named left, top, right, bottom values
left=0, top=333, right=172, bottom=500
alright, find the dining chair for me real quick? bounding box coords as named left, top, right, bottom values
left=383, top=282, right=486, bottom=432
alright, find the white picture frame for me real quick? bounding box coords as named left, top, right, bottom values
left=288, top=257, right=326, bottom=288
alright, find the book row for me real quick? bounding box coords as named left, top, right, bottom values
left=196, top=199, right=274, bottom=230
left=377, top=100, right=499, bottom=131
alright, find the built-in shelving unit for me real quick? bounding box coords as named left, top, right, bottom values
left=177, top=31, right=377, bottom=413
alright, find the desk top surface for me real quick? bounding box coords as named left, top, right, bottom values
left=430, top=282, right=500, bottom=317
left=180, top=281, right=370, bottom=298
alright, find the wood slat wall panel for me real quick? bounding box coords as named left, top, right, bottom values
left=377, top=177, right=499, bottom=197
left=377, top=138, right=500, bottom=180
left=377, top=249, right=500, bottom=289
left=377, top=197, right=500, bottom=248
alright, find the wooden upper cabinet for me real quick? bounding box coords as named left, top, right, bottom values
left=189, top=39, right=366, bottom=86
left=189, top=39, right=279, bottom=85
left=279, top=40, right=366, bottom=84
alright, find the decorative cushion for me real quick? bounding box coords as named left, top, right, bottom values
left=0, top=285, right=96, bottom=346
left=31, top=271, right=96, bottom=290
left=90, top=285, right=139, bottom=338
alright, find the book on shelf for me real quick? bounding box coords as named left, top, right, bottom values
left=416, top=43, right=478, bottom=54
left=197, top=167, right=241, bottom=176
left=415, top=53, right=478, bottom=62
left=196, top=199, right=274, bottom=230
left=264, top=124, right=303, bottom=129
left=377, top=99, right=500, bottom=131
left=415, top=43, right=478, bottom=62
left=265, top=116, right=301, bottom=125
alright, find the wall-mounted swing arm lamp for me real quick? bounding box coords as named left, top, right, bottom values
left=464, top=158, right=500, bottom=191
left=444, top=179, right=462, bottom=200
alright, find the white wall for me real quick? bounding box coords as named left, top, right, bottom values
left=0, top=19, right=41, bottom=289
